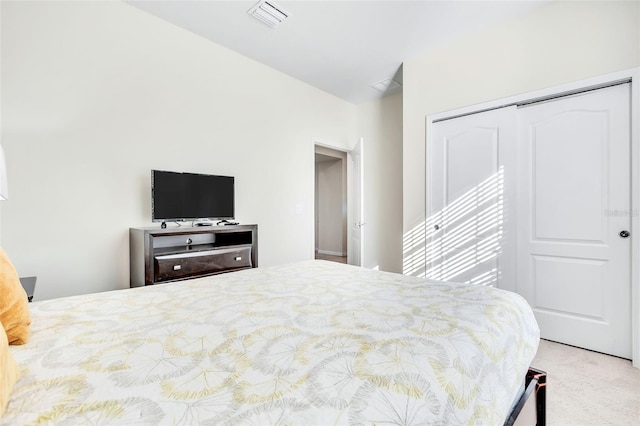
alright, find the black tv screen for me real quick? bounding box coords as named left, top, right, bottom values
left=152, top=170, right=234, bottom=222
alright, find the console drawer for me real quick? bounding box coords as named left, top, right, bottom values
left=154, top=246, right=252, bottom=282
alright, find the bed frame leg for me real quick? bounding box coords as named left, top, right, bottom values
left=504, top=367, right=547, bottom=426
left=527, top=367, right=547, bottom=426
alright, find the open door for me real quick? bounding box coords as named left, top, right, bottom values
left=348, top=138, right=364, bottom=266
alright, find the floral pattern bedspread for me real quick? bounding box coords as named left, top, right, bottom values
left=3, top=260, right=539, bottom=425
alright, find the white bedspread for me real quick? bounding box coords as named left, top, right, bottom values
left=3, top=260, right=539, bottom=425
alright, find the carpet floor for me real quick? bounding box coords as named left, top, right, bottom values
left=532, top=339, right=640, bottom=425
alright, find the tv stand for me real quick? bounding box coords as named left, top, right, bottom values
left=129, top=224, right=258, bottom=287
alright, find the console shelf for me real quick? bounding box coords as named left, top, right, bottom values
left=129, top=225, right=258, bottom=287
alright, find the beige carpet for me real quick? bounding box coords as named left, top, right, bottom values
left=532, top=339, right=640, bottom=425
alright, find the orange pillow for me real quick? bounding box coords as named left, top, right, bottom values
left=0, top=248, right=31, bottom=344
left=0, top=326, right=19, bottom=418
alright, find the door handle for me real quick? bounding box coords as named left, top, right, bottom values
left=619, top=230, right=630, bottom=238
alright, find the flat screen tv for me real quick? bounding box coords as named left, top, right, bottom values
left=151, top=170, right=234, bottom=222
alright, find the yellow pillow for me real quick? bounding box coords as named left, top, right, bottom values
left=0, top=326, right=19, bottom=418
left=0, top=248, right=31, bottom=345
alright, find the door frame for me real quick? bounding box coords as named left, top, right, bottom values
left=425, top=67, right=640, bottom=367
left=313, top=139, right=363, bottom=266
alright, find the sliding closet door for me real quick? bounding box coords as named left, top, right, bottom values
left=517, top=84, right=631, bottom=358
left=426, top=107, right=517, bottom=291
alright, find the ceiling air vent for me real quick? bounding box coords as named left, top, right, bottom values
left=371, top=78, right=402, bottom=93
left=248, top=0, right=290, bottom=28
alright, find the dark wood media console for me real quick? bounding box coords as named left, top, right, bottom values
left=129, top=224, right=258, bottom=287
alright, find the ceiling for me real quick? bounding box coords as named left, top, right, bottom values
left=127, top=1, right=550, bottom=105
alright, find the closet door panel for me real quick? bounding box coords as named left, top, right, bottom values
left=517, top=83, right=631, bottom=358
left=532, top=111, right=605, bottom=242
left=445, top=128, right=497, bottom=202
left=427, top=107, right=517, bottom=290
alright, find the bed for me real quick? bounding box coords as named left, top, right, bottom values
left=2, top=260, right=542, bottom=425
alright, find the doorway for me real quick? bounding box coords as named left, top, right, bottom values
left=315, top=146, right=347, bottom=264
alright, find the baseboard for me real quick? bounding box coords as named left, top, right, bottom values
left=317, top=249, right=346, bottom=256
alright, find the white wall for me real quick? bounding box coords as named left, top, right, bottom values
left=403, top=0, right=640, bottom=276
left=357, top=92, right=403, bottom=273
left=0, top=1, right=357, bottom=300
